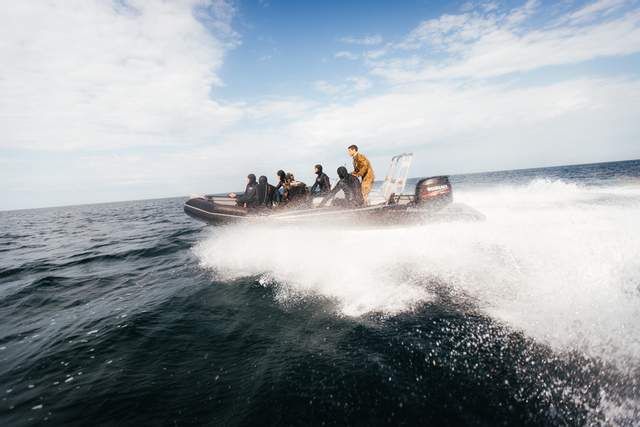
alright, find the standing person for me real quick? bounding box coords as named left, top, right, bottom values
left=347, top=145, right=375, bottom=204
left=310, top=164, right=331, bottom=195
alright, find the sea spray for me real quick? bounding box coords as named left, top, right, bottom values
left=195, top=179, right=640, bottom=370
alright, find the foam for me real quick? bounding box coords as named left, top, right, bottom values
left=194, top=179, right=640, bottom=368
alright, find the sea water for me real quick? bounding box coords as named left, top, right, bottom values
left=1, top=160, right=639, bottom=425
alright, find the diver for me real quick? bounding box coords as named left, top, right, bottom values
left=273, top=169, right=288, bottom=204
left=348, top=144, right=375, bottom=204
left=228, top=174, right=259, bottom=208
left=309, top=164, right=331, bottom=195
left=318, top=166, right=364, bottom=208
left=256, top=175, right=275, bottom=208
left=285, top=172, right=309, bottom=205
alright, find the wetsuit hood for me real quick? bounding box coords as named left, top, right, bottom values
left=247, top=174, right=257, bottom=184
left=258, top=175, right=267, bottom=185
left=337, top=166, right=348, bottom=179
left=315, top=164, right=323, bottom=175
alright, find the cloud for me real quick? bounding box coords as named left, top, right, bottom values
left=295, top=78, right=625, bottom=148
left=2, top=0, right=640, bottom=210
left=569, top=0, right=628, bottom=23
left=370, top=0, right=640, bottom=83
left=334, top=51, right=359, bottom=60
left=0, top=0, right=241, bottom=151
left=313, top=77, right=372, bottom=96
left=339, top=34, right=383, bottom=45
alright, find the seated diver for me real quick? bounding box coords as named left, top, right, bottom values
left=256, top=175, right=275, bottom=208
left=309, top=164, right=331, bottom=196
left=318, top=166, right=364, bottom=208
left=273, top=170, right=287, bottom=204
left=284, top=172, right=309, bottom=206
left=228, top=174, right=259, bottom=208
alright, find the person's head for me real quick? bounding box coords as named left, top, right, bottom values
left=314, top=164, right=323, bottom=175
left=258, top=175, right=267, bottom=185
left=347, top=144, right=358, bottom=157
left=337, top=166, right=348, bottom=180
left=286, top=172, right=295, bottom=181
left=247, top=174, right=257, bottom=184
left=277, top=170, right=286, bottom=181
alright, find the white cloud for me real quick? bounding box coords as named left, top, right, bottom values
left=2, top=0, right=640, bottom=210
left=295, top=78, right=621, bottom=148
left=370, top=2, right=640, bottom=83
left=334, top=51, right=359, bottom=60
left=0, top=0, right=241, bottom=151
left=313, top=77, right=372, bottom=96
left=569, top=0, right=628, bottom=23
left=339, top=34, right=383, bottom=45
left=243, top=98, right=316, bottom=121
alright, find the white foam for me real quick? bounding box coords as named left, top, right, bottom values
left=194, top=178, right=640, bottom=369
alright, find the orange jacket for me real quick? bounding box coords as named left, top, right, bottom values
left=352, top=152, right=374, bottom=183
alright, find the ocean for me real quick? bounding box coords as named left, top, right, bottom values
left=1, top=159, right=639, bottom=426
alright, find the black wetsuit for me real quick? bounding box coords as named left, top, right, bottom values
left=237, top=176, right=259, bottom=208
left=310, top=167, right=331, bottom=195
left=256, top=176, right=275, bottom=207
left=320, top=166, right=364, bottom=207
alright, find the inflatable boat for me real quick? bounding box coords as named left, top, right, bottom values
left=184, top=154, right=484, bottom=226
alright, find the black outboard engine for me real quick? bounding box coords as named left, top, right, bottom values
left=415, top=176, right=452, bottom=208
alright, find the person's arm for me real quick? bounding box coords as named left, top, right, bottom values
left=352, top=156, right=369, bottom=178
left=318, top=181, right=342, bottom=207
left=310, top=178, right=319, bottom=194
left=237, top=185, right=257, bottom=205
left=321, top=174, right=331, bottom=192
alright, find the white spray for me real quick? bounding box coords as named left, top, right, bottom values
left=194, top=179, right=640, bottom=370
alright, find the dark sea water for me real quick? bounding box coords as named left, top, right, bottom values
left=1, top=160, right=639, bottom=426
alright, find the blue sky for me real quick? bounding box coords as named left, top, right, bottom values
left=1, top=0, right=640, bottom=210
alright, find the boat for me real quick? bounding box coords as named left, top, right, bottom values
left=184, top=154, right=484, bottom=226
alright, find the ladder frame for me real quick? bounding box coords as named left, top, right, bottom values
left=380, top=153, right=413, bottom=203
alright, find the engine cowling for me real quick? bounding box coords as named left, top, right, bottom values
left=415, top=176, right=452, bottom=207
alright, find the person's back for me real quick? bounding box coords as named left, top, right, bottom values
left=286, top=174, right=309, bottom=206
left=256, top=175, right=274, bottom=208
left=319, top=166, right=364, bottom=208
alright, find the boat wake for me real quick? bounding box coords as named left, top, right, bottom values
left=195, top=179, right=640, bottom=367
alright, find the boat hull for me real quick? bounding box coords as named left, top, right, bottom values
left=183, top=196, right=484, bottom=226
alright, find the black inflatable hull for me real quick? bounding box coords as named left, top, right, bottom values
left=184, top=176, right=484, bottom=226
left=183, top=196, right=483, bottom=226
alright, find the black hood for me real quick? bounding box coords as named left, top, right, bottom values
left=258, top=175, right=267, bottom=185
left=277, top=170, right=286, bottom=182
left=337, top=166, right=348, bottom=180
left=247, top=174, right=257, bottom=184
left=315, top=164, right=323, bottom=175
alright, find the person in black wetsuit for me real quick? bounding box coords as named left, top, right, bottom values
left=256, top=175, right=275, bottom=208
left=319, top=166, right=364, bottom=208
left=273, top=169, right=287, bottom=204
left=229, top=174, right=259, bottom=207
left=310, top=164, right=331, bottom=196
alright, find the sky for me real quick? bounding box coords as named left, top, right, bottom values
left=1, top=0, right=639, bottom=210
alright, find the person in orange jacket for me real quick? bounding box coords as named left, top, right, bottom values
left=347, top=144, right=375, bottom=204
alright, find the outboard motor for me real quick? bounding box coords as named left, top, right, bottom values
left=415, top=176, right=452, bottom=208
